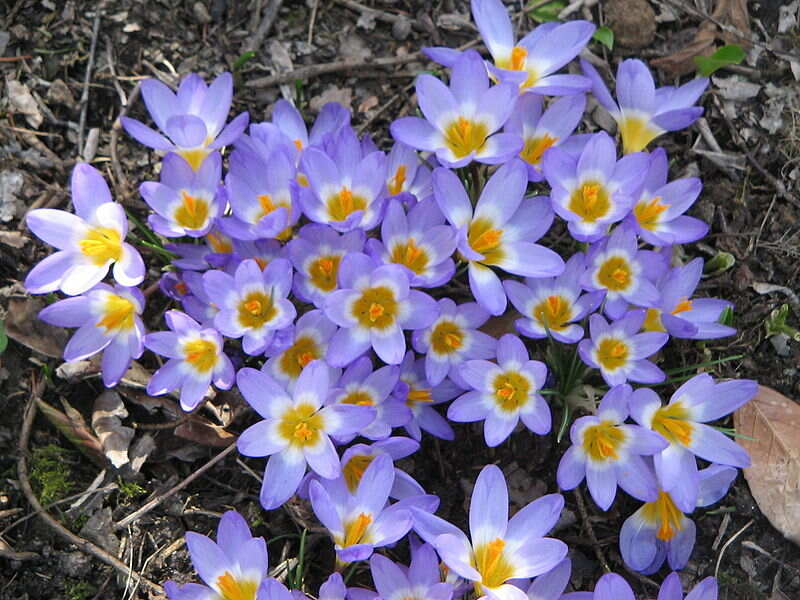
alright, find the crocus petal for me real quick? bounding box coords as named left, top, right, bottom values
left=260, top=449, right=307, bottom=510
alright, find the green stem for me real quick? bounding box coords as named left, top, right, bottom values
left=664, top=354, right=744, bottom=375
left=125, top=209, right=164, bottom=248
left=293, top=528, right=308, bottom=589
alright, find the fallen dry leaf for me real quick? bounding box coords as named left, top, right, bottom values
left=6, top=78, right=43, bottom=129
left=479, top=310, right=522, bottom=339
left=175, top=416, right=235, bottom=447
left=35, top=398, right=106, bottom=467
left=733, top=386, right=800, bottom=545
left=92, top=390, right=135, bottom=468
left=5, top=297, right=68, bottom=358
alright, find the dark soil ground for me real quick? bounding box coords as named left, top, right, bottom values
left=1, top=0, right=799, bottom=598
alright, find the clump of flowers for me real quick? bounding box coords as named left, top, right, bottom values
left=22, top=0, right=757, bottom=597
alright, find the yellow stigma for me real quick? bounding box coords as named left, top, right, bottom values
left=342, top=454, right=375, bottom=493
left=634, top=196, right=669, bottom=231
left=641, top=491, right=684, bottom=541
left=596, top=256, right=633, bottom=292
left=568, top=181, right=611, bottom=223
left=642, top=308, right=665, bottom=333
left=351, top=286, right=398, bottom=330
left=293, top=139, right=303, bottom=151
left=388, top=165, right=407, bottom=196
left=237, top=291, right=277, bottom=329
left=473, top=538, right=514, bottom=591
left=183, top=338, right=218, bottom=373
left=279, top=336, right=320, bottom=379
left=341, top=390, right=375, bottom=406
left=651, top=401, right=693, bottom=446
left=278, top=403, right=323, bottom=447
left=619, top=115, right=661, bottom=154
left=581, top=420, right=627, bottom=462
left=492, top=371, right=531, bottom=412
left=79, top=226, right=122, bottom=266
left=467, top=218, right=504, bottom=264
left=672, top=298, right=693, bottom=314
left=443, top=117, right=489, bottom=159
left=216, top=571, right=258, bottom=600
left=343, top=513, right=373, bottom=547
left=406, top=386, right=433, bottom=407
left=596, top=337, right=629, bottom=371
left=256, top=193, right=286, bottom=221
left=178, top=147, right=211, bottom=171
left=521, top=134, right=557, bottom=166
left=390, top=238, right=429, bottom=275
left=308, top=254, right=341, bottom=293
left=496, top=46, right=539, bottom=89
left=327, top=187, right=367, bottom=222
left=96, top=294, right=136, bottom=334
left=174, top=190, right=210, bottom=231
left=430, top=320, right=464, bottom=355
left=533, top=295, right=572, bottom=331
left=207, top=231, right=233, bottom=254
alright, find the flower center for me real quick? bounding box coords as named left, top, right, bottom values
left=182, top=338, right=219, bottom=373
left=79, top=226, right=122, bottom=266
left=568, top=181, right=611, bottom=223
left=308, top=254, right=342, bottom=293
left=443, top=117, right=489, bottom=159
left=473, top=538, right=514, bottom=591
left=642, top=308, right=665, bottom=333
left=96, top=294, right=136, bottom=334
left=634, top=196, right=669, bottom=231
left=596, top=256, right=633, bottom=292
left=390, top=238, right=429, bottom=275
left=619, top=115, right=661, bottom=154
left=278, top=335, right=320, bottom=379
left=651, top=401, right=693, bottom=446
left=351, top=286, right=398, bottom=330
left=341, top=390, right=375, bottom=406
left=582, top=420, right=627, bottom=462
left=492, top=371, right=531, bottom=412
left=533, top=295, right=572, bottom=331
left=521, top=134, right=557, bottom=166
left=216, top=571, right=258, bottom=600
left=468, top=218, right=504, bottom=264
left=327, top=187, right=367, bottom=222
left=237, top=291, right=277, bottom=329
left=207, top=231, right=233, bottom=254
left=278, top=402, right=324, bottom=447
left=175, top=190, right=210, bottom=230
left=596, top=337, right=629, bottom=371
left=388, top=165, right=407, bottom=196
left=641, top=491, right=684, bottom=541
left=673, top=298, right=693, bottom=314
left=178, top=147, right=211, bottom=171
left=257, top=193, right=289, bottom=221
left=343, top=512, right=373, bottom=547
left=342, top=454, right=375, bottom=493
left=405, top=385, right=433, bottom=407
left=430, top=320, right=464, bottom=355
left=293, top=139, right=303, bottom=151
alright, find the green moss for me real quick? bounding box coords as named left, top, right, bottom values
left=30, top=444, right=74, bottom=505
left=117, top=478, right=147, bottom=500
left=65, top=580, right=96, bottom=600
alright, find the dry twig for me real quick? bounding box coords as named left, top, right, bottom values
left=245, top=0, right=285, bottom=54
left=77, top=11, right=102, bottom=159
left=109, top=81, right=142, bottom=202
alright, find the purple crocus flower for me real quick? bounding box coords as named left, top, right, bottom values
left=578, top=311, right=668, bottom=386
left=385, top=142, right=433, bottom=203
left=144, top=310, right=235, bottom=411
left=366, top=199, right=457, bottom=288
left=25, top=164, right=145, bottom=296
left=629, top=374, right=755, bottom=511
left=450, top=334, right=550, bottom=447
left=413, top=299, right=497, bottom=387
left=236, top=361, right=375, bottom=510
left=504, top=94, right=586, bottom=182
left=624, top=148, right=708, bottom=245
left=579, top=572, right=718, bottom=600
left=504, top=253, right=604, bottom=344
left=395, top=351, right=459, bottom=442
left=298, top=126, right=388, bottom=232
left=333, top=438, right=425, bottom=501
left=620, top=462, right=737, bottom=574
left=309, top=454, right=417, bottom=563
left=139, top=152, right=223, bottom=238
left=581, top=226, right=661, bottom=319
left=434, top=160, right=564, bottom=315
left=121, top=72, right=249, bottom=170
left=412, top=464, right=567, bottom=600
left=180, top=271, right=219, bottom=327
left=163, top=510, right=268, bottom=600
left=38, top=283, right=145, bottom=387
left=525, top=559, right=572, bottom=600
left=287, top=224, right=365, bottom=309
left=642, top=258, right=736, bottom=340
left=543, top=132, right=649, bottom=242
left=323, top=254, right=438, bottom=366
left=329, top=356, right=410, bottom=442
left=425, top=0, right=593, bottom=96
left=656, top=572, right=718, bottom=600
left=370, top=544, right=454, bottom=600
left=167, top=224, right=235, bottom=271
left=262, top=309, right=338, bottom=389
left=202, top=258, right=296, bottom=355
left=556, top=384, right=667, bottom=510
left=581, top=58, right=708, bottom=154
left=391, top=50, right=521, bottom=169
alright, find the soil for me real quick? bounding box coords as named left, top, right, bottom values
left=1, top=1, right=799, bottom=599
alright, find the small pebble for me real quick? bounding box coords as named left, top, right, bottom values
left=392, top=18, right=412, bottom=41
left=605, top=0, right=656, bottom=49
left=192, top=1, right=212, bottom=25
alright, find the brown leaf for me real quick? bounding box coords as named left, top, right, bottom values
left=35, top=398, right=106, bottom=467
left=175, top=416, right=235, bottom=447
left=479, top=310, right=522, bottom=339
left=733, top=386, right=800, bottom=545
left=5, top=297, right=67, bottom=358
left=92, top=390, right=135, bottom=468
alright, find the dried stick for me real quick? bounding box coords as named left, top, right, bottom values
left=114, top=442, right=237, bottom=531
left=17, top=379, right=164, bottom=596
left=77, top=11, right=102, bottom=158
left=573, top=488, right=612, bottom=573
left=109, top=81, right=142, bottom=202
left=333, top=0, right=411, bottom=25
left=245, top=0, right=285, bottom=54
